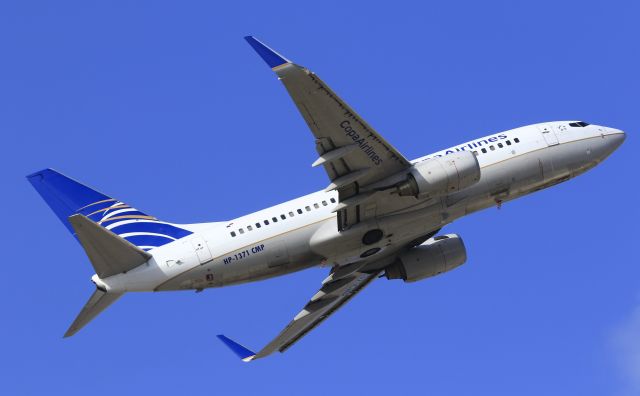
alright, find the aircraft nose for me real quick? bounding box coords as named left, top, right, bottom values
left=593, top=129, right=626, bottom=162
left=605, top=129, right=626, bottom=153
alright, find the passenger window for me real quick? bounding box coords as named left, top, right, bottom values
left=264, top=220, right=269, bottom=225
left=490, top=145, right=495, bottom=151
left=481, top=148, right=487, bottom=153
left=322, top=201, right=328, bottom=206
left=314, top=203, right=319, bottom=209
left=247, top=225, right=253, bottom=231
left=514, top=138, right=520, bottom=143
left=239, top=228, right=245, bottom=234
left=506, top=140, right=511, bottom=146
left=330, top=198, right=336, bottom=203
left=255, top=223, right=261, bottom=228
left=230, top=231, right=236, bottom=237
left=281, top=214, right=286, bottom=220
left=297, top=209, right=303, bottom=214
left=289, top=211, right=294, bottom=217
left=272, top=217, right=278, bottom=223
left=498, top=143, right=503, bottom=148
left=305, top=206, right=311, bottom=212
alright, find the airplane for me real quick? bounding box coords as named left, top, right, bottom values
left=27, top=36, right=625, bottom=362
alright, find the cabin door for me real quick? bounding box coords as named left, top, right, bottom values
left=189, top=236, right=212, bottom=264
left=538, top=124, right=559, bottom=146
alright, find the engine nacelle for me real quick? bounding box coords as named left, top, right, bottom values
left=385, top=234, right=467, bottom=282
left=396, top=151, right=480, bottom=199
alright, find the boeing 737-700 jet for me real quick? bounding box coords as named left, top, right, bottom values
left=27, top=36, right=625, bottom=362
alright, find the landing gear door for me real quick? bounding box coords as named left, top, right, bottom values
left=189, top=236, right=212, bottom=264
left=537, top=124, right=559, bottom=146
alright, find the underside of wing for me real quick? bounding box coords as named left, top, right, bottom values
left=245, top=36, right=413, bottom=230
left=218, top=262, right=382, bottom=361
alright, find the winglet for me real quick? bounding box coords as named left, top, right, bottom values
left=244, top=36, right=291, bottom=69
left=217, top=334, right=256, bottom=362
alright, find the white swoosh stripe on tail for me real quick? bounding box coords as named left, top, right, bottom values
left=118, top=232, right=177, bottom=240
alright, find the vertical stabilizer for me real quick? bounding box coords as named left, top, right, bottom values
left=27, top=168, right=193, bottom=251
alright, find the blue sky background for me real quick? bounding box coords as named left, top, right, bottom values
left=2, top=1, right=638, bottom=394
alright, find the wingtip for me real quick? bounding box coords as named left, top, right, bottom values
left=244, top=36, right=291, bottom=69
left=25, top=168, right=53, bottom=180
left=217, top=334, right=256, bottom=362
left=63, top=325, right=78, bottom=338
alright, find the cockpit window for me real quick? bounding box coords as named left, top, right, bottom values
left=569, top=121, right=590, bottom=127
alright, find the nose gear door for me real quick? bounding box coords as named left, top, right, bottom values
left=537, top=124, right=559, bottom=146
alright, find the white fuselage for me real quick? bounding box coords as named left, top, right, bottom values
left=94, top=121, right=625, bottom=293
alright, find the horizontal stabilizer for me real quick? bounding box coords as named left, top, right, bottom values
left=69, top=214, right=152, bottom=278
left=216, top=335, right=256, bottom=362
left=65, top=289, right=123, bottom=337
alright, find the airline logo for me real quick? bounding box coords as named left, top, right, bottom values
left=424, top=134, right=508, bottom=160
left=75, top=198, right=192, bottom=251
left=340, top=120, right=383, bottom=166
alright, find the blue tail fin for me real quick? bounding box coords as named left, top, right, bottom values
left=27, top=169, right=192, bottom=251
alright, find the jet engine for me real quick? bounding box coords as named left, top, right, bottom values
left=385, top=234, right=467, bottom=282
left=396, top=151, right=480, bottom=199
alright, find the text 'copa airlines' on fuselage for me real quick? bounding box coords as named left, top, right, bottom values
left=27, top=36, right=626, bottom=362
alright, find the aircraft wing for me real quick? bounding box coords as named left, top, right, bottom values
left=218, top=263, right=381, bottom=361
left=245, top=36, right=413, bottom=230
